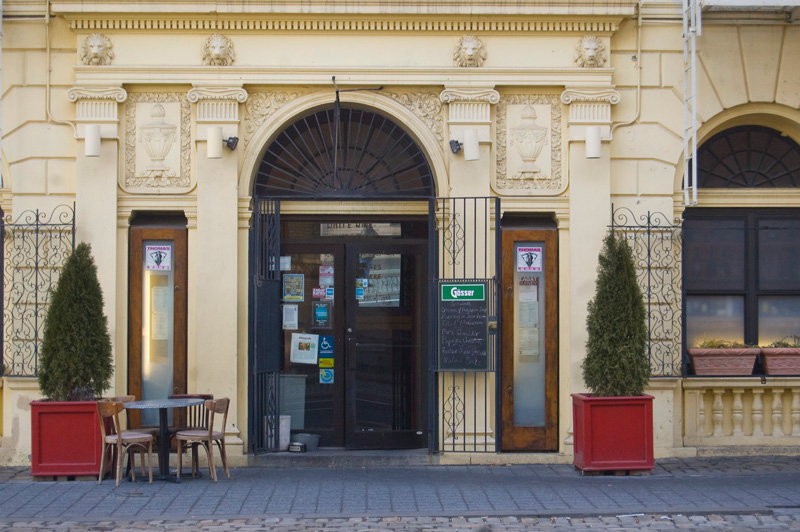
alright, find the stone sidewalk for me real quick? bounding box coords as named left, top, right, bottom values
left=0, top=455, right=799, bottom=530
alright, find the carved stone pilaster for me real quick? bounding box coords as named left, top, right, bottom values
left=440, top=88, right=500, bottom=125
left=67, top=87, right=127, bottom=122
left=560, top=88, right=620, bottom=125
left=187, top=87, right=248, bottom=123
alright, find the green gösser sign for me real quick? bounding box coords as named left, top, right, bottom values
left=440, top=283, right=485, bottom=301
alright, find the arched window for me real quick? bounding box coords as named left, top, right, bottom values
left=254, top=106, right=435, bottom=198
left=698, top=125, right=800, bottom=188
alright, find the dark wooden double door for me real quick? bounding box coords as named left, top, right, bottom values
left=280, top=238, right=427, bottom=449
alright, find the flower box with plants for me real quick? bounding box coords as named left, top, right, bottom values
left=760, top=335, right=800, bottom=376
left=30, top=243, right=114, bottom=477
left=572, top=232, right=654, bottom=473
left=687, top=339, right=760, bottom=376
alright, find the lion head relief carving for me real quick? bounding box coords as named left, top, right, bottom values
left=575, top=35, right=606, bottom=68
left=80, top=33, right=114, bottom=66
left=202, top=34, right=235, bottom=66
left=453, top=35, right=487, bottom=68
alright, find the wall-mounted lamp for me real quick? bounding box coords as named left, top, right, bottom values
left=585, top=125, right=602, bottom=159
left=84, top=124, right=101, bottom=157
left=206, top=126, right=239, bottom=159
left=448, top=128, right=480, bottom=161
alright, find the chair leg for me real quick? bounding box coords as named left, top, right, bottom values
left=98, top=443, right=108, bottom=485
left=176, top=440, right=183, bottom=480
left=207, top=440, right=217, bottom=482
left=216, top=440, right=230, bottom=479
left=129, top=450, right=137, bottom=483
left=115, top=445, right=124, bottom=487
left=147, top=441, right=153, bottom=484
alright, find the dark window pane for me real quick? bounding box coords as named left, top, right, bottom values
left=683, top=218, right=745, bottom=291
left=758, top=296, right=800, bottom=346
left=758, top=219, right=800, bottom=290
left=686, top=295, right=745, bottom=348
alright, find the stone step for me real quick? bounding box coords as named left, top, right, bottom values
left=247, top=448, right=434, bottom=468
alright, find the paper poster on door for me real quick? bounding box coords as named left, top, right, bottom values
left=290, top=333, right=318, bottom=364
left=313, top=301, right=331, bottom=328
left=145, top=245, right=171, bottom=271
left=319, top=265, right=334, bottom=287
left=320, top=368, right=334, bottom=384
left=282, top=304, right=299, bottom=330
left=283, top=274, right=304, bottom=301
left=517, top=246, right=543, bottom=272
left=356, top=287, right=365, bottom=300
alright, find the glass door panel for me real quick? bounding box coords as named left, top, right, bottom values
left=141, top=240, right=176, bottom=425
left=346, top=244, right=427, bottom=449
left=279, top=245, right=344, bottom=447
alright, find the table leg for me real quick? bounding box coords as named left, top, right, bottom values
left=158, top=408, right=172, bottom=481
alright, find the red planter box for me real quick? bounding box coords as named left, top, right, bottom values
left=572, top=393, right=654, bottom=472
left=30, top=401, right=108, bottom=477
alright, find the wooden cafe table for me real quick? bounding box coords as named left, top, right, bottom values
left=124, top=397, right=204, bottom=481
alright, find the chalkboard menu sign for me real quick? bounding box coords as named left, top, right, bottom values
left=438, top=282, right=489, bottom=370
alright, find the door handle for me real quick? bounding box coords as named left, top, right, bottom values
left=507, top=386, right=513, bottom=393
left=347, top=337, right=356, bottom=370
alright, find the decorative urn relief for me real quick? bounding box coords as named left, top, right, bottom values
left=139, top=103, right=177, bottom=178
left=510, top=105, right=548, bottom=179
left=125, top=93, right=191, bottom=192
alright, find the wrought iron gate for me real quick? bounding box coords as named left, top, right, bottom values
left=430, top=197, right=501, bottom=452
left=611, top=206, right=683, bottom=377
left=1, top=205, right=75, bottom=377
left=248, top=198, right=282, bottom=453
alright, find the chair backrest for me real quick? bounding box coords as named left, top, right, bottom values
left=169, top=393, right=214, bottom=428
left=97, top=401, right=124, bottom=440
left=104, top=396, right=136, bottom=429
left=109, top=395, right=136, bottom=403
left=204, top=397, right=229, bottom=437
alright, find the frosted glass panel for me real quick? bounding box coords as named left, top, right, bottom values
left=141, top=240, right=175, bottom=425
left=513, top=242, right=545, bottom=427
left=686, top=296, right=744, bottom=348
left=758, top=296, right=800, bottom=346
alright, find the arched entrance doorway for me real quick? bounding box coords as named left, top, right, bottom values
left=249, top=105, right=436, bottom=451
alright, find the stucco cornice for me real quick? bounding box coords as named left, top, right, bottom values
left=57, top=14, right=626, bottom=34
left=50, top=0, right=637, bottom=18
left=75, top=66, right=614, bottom=87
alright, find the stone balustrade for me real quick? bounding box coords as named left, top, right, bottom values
left=684, top=378, right=800, bottom=447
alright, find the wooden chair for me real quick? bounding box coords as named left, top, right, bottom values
left=97, top=401, right=154, bottom=486
left=175, top=397, right=230, bottom=482
left=168, top=393, right=214, bottom=437
left=103, top=395, right=156, bottom=473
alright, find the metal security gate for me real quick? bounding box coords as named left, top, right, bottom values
left=248, top=198, right=282, bottom=453
left=430, top=197, right=501, bottom=453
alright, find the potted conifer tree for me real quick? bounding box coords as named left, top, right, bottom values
left=30, top=242, right=114, bottom=477
left=572, top=232, right=654, bottom=473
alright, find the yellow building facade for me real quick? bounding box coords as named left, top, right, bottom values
left=2, top=0, right=800, bottom=466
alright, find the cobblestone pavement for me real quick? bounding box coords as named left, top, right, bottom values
left=0, top=456, right=798, bottom=530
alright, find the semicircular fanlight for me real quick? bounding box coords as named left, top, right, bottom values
left=254, top=106, right=435, bottom=198
left=698, top=125, right=800, bottom=188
